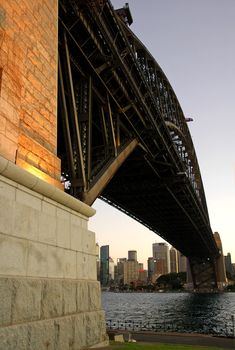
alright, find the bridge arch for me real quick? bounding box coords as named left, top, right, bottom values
left=58, top=0, right=220, bottom=289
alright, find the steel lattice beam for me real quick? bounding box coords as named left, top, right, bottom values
left=57, top=0, right=219, bottom=271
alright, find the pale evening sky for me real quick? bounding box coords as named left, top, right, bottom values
left=90, top=0, right=235, bottom=268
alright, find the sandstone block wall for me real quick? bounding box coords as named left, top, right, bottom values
left=0, top=166, right=108, bottom=349
left=0, top=0, right=61, bottom=186
left=0, top=1, right=108, bottom=346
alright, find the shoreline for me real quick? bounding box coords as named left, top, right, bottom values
left=107, top=330, right=235, bottom=349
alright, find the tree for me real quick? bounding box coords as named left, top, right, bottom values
left=156, top=272, right=186, bottom=290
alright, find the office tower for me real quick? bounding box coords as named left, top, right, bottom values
left=138, top=263, right=147, bottom=283
left=178, top=252, right=187, bottom=272
left=116, top=256, right=139, bottom=285
left=109, top=257, right=115, bottom=280
left=100, top=245, right=109, bottom=286
left=128, top=250, right=137, bottom=261
left=224, top=253, right=234, bottom=275
left=138, top=269, right=148, bottom=283
left=124, top=260, right=139, bottom=284
left=152, top=242, right=170, bottom=277
left=96, top=243, right=100, bottom=281
left=116, top=258, right=127, bottom=284
left=147, top=257, right=155, bottom=281
left=170, top=247, right=178, bottom=273
left=114, top=265, right=118, bottom=282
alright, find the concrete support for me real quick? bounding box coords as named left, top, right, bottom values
left=0, top=156, right=108, bottom=349
left=186, top=233, right=227, bottom=292
left=185, top=259, right=194, bottom=291
left=187, top=257, right=218, bottom=292
left=214, top=232, right=227, bottom=289
left=0, top=1, right=108, bottom=345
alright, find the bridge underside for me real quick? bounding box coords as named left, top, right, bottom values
left=58, top=0, right=220, bottom=289
left=101, top=147, right=211, bottom=259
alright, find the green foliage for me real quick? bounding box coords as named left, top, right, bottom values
left=225, top=284, right=235, bottom=292
left=226, top=271, right=235, bottom=281
left=156, top=272, right=186, bottom=290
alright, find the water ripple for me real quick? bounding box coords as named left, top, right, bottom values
left=102, top=292, right=235, bottom=336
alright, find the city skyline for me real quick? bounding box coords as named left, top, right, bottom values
left=98, top=242, right=233, bottom=287
left=96, top=240, right=234, bottom=273
left=90, top=0, right=235, bottom=266
left=98, top=243, right=188, bottom=286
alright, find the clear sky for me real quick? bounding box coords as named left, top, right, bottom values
left=90, top=0, right=235, bottom=268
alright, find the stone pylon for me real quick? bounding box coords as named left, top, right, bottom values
left=0, top=1, right=107, bottom=348
left=213, top=232, right=227, bottom=290
left=186, top=232, right=227, bottom=292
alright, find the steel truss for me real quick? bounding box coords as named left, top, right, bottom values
left=58, top=0, right=219, bottom=275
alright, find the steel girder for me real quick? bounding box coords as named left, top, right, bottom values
left=188, top=257, right=218, bottom=291
left=58, top=0, right=219, bottom=262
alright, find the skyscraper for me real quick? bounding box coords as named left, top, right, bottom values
left=224, top=253, right=234, bottom=275
left=128, top=250, right=137, bottom=261
left=116, top=252, right=140, bottom=285
left=178, top=253, right=187, bottom=273
left=147, top=257, right=155, bottom=281
left=96, top=243, right=100, bottom=281
left=115, top=258, right=125, bottom=283
left=170, top=247, right=178, bottom=273
left=100, top=245, right=109, bottom=286
left=124, top=260, right=139, bottom=284
left=152, top=242, right=170, bottom=277
left=109, top=257, right=115, bottom=281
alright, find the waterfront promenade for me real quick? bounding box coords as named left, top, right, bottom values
left=108, top=330, right=235, bottom=349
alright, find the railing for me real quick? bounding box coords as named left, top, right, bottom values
left=106, top=318, right=235, bottom=338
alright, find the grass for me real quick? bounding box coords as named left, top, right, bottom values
left=109, top=341, right=229, bottom=350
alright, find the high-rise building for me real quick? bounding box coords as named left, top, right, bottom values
left=116, top=259, right=138, bottom=285
left=138, top=263, right=147, bottom=283
left=96, top=243, right=100, bottom=281
left=178, top=252, right=187, bottom=272
left=124, top=260, right=139, bottom=284
left=100, top=245, right=109, bottom=286
left=224, top=253, right=234, bottom=275
left=109, top=257, right=115, bottom=281
left=116, top=258, right=127, bottom=284
left=114, top=265, right=118, bottom=282
left=147, top=257, right=155, bottom=281
left=170, top=247, right=178, bottom=273
left=138, top=269, right=148, bottom=283
left=116, top=254, right=139, bottom=285
left=128, top=250, right=137, bottom=261
left=152, top=242, right=170, bottom=277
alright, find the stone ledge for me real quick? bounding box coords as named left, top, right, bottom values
left=0, top=155, right=95, bottom=218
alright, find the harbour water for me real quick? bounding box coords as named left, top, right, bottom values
left=102, top=292, right=235, bottom=337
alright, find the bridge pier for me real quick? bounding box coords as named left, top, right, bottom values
left=0, top=157, right=108, bottom=349
left=187, top=257, right=218, bottom=292
left=186, top=232, right=227, bottom=292
left=214, top=232, right=228, bottom=290
left=0, top=0, right=107, bottom=347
